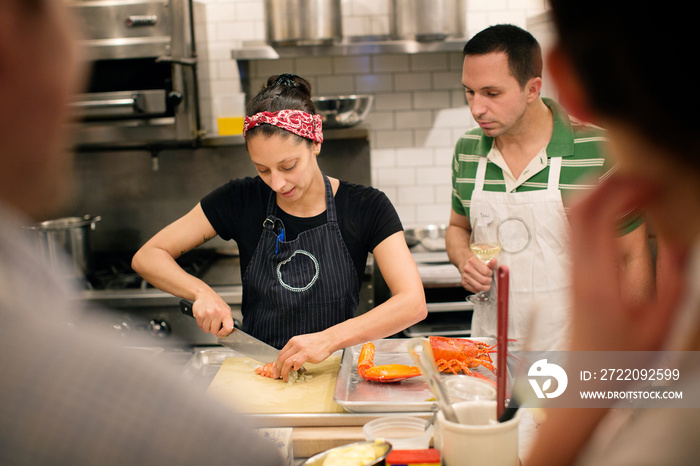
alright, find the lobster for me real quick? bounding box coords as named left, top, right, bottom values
left=429, top=336, right=496, bottom=376
left=357, top=336, right=499, bottom=383
left=356, top=341, right=422, bottom=383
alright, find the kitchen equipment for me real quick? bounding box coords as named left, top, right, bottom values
left=444, top=375, right=496, bottom=403
left=264, top=0, right=342, bottom=46
left=362, top=416, right=433, bottom=449
left=25, top=215, right=101, bottom=280
left=404, top=224, right=447, bottom=250
left=496, top=265, right=521, bottom=423
left=179, top=299, right=279, bottom=363
left=498, top=397, right=520, bottom=423
left=391, top=0, right=466, bottom=42
left=335, top=338, right=498, bottom=413
left=301, top=440, right=392, bottom=466
left=407, top=338, right=459, bottom=423
left=68, top=0, right=200, bottom=147
left=497, top=265, right=509, bottom=420
left=436, top=400, right=520, bottom=466
left=78, top=249, right=241, bottom=347
left=312, top=95, right=373, bottom=128
left=206, top=354, right=344, bottom=414
left=386, top=449, right=441, bottom=466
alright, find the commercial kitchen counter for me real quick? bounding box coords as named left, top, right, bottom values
left=177, top=339, right=540, bottom=462
left=181, top=343, right=435, bottom=460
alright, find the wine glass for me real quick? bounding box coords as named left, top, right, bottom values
left=468, top=218, right=502, bottom=303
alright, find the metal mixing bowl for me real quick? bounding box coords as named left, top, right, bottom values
left=404, top=224, right=447, bottom=251
left=312, top=95, right=374, bottom=128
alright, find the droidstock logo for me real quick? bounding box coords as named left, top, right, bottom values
left=528, top=359, right=568, bottom=399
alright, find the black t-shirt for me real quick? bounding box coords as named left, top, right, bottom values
left=200, top=177, right=403, bottom=284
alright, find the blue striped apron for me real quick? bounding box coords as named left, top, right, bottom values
left=241, top=174, right=360, bottom=349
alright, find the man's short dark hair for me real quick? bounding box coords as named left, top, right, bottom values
left=463, top=24, right=542, bottom=88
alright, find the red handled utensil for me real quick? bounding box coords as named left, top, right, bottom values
left=496, top=265, right=509, bottom=420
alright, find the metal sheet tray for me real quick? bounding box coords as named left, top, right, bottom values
left=334, top=337, right=499, bottom=413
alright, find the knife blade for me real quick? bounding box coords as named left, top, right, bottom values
left=179, top=299, right=280, bottom=363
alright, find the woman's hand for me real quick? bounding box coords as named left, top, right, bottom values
left=131, top=204, right=234, bottom=338
left=192, top=293, right=234, bottom=337
left=271, top=332, right=335, bottom=382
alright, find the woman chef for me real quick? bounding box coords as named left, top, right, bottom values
left=132, top=74, right=427, bottom=380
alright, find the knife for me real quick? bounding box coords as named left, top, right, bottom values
left=179, top=299, right=280, bottom=363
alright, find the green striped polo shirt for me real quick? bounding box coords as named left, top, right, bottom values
left=451, top=97, right=639, bottom=232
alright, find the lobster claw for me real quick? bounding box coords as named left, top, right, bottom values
left=357, top=341, right=422, bottom=383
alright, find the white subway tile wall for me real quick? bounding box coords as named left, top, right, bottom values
left=194, top=0, right=547, bottom=227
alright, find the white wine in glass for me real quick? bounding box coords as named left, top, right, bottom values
left=469, top=242, right=502, bottom=263
left=469, top=219, right=501, bottom=303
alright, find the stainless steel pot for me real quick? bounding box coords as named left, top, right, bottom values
left=264, top=0, right=342, bottom=46
left=26, top=215, right=101, bottom=280
left=391, top=0, right=466, bottom=41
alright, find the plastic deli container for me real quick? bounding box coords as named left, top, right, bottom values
left=444, top=375, right=497, bottom=403
left=362, top=416, right=433, bottom=450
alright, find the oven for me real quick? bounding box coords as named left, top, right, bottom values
left=77, top=249, right=241, bottom=349
left=68, top=0, right=200, bottom=148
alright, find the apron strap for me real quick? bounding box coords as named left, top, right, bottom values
left=322, top=173, right=338, bottom=224
left=474, top=156, right=488, bottom=192
left=547, top=156, right=563, bottom=191
left=265, top=185, right=277, bottom=217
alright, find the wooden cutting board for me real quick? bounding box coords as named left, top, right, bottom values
left=206, top=355, right=345, bottom=414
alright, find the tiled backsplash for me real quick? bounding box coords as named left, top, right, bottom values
left=195, top=0, right=547, bottom=227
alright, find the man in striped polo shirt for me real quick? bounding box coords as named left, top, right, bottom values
left=445, top=24, right=653, bottom=351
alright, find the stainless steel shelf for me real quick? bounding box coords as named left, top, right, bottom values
left=76, top=285, right=243, bottom=308
left=231, top=38, right=468, bottom=60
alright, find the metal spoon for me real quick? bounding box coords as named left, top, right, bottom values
left=408, top=338, right=459, bottom=423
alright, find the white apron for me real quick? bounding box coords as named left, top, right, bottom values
left=470, top=156, right=572, bottom=351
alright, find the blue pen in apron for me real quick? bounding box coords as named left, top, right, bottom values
left=275, top=228, right=285, bottom=254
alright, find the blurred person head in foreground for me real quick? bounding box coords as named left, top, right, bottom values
left=0, top=1, right=284, bottom=464
left=0, top=0, right=82, bottom=220
left=525, top=2, right=700, bottom=465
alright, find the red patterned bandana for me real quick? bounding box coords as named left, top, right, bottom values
left=243, top=110, right=323, bottom=143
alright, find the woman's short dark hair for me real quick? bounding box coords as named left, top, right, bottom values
left=245, top=74, right=317, bottom=146
left=463, top=24, right=542, bottom=88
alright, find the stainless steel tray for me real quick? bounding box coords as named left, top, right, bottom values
left=334, top=337, right=499, bottom=413
left=181, top=346, right=430, bottom=427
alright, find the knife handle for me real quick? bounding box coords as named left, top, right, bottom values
left=179, top=298, right=195, bottom=318
left=179, top=298, right=242, bottom=330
